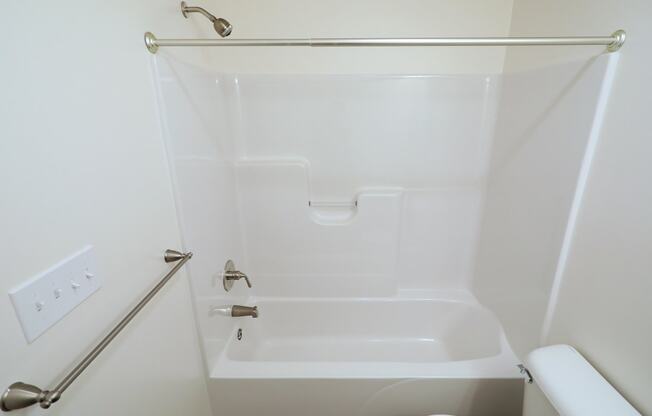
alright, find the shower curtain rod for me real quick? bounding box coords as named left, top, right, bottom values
left=143, top=30, right=626, bottom=54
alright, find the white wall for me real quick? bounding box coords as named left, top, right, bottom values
left=201, top=0, right=514, bottom=74
left=472, top=55, right=617, bottom=357
left=232, top=73, right=498, bottom=295
left=503, top=1, right=651, bottom=414
left=0, top=2, right=214, bottom=415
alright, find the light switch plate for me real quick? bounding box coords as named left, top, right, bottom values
left=9, top=245, right=101, bottom=343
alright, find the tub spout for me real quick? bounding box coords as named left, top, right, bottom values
left=210, top=305, right=259, bottom=318
left=231, top=305, right=259, bottom=318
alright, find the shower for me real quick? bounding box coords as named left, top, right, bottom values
left=180, top=1, right=232, bottom=37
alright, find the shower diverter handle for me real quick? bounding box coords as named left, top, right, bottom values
left=222, top=259, right=252, bottom=291
left=225, top=270, right=252, bottom=287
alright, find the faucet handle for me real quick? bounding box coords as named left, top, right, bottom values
left=226, top=271, right=251, bottom=286
left=241, top=273, right=252, bottom=288
left=222, top=260, right=252, bottom=291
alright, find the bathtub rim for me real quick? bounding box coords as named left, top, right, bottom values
left=208, top=295, right=522, bottom=380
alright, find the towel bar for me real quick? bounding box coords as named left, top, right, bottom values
left=1, top=249, right=193, bottom=412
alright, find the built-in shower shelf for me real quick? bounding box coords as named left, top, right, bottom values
left=308, top=200, right=358, bottom=208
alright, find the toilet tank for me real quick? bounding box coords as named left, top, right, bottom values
left=522, top=345, right=640, bottom=416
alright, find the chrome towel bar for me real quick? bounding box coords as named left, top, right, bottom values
left=1, top=249, right=193, bottom=412
left=143, top=30, right=626, bottom=54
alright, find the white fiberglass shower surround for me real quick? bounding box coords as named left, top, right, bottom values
left=152, top=49, right=617, bottom=415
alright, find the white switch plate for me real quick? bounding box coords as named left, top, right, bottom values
left=9, top=245, right=101, bottom=343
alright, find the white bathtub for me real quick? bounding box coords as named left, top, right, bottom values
left=207, top=296, right=524, bottom=416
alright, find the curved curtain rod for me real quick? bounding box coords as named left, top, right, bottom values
left=143, top=30, right=626, bottom=54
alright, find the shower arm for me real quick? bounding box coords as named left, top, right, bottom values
left=181, top=2, right=218, bottom=23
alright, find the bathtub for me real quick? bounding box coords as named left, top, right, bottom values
left=207, top=296, right=524, bottom=416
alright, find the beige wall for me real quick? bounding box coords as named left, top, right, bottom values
left=506, top=0, right=652, bottom=414
left=0, top=1, right=215, bottom=415
left=201, top=0, right=513, bottom=74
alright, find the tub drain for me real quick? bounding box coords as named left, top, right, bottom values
left=237, top=328, right=243, bottom=340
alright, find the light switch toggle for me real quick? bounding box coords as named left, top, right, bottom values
left=53, top=289, right=62, bottom=299
left=71, top=281, right=81, bottom=290
left=85, top=271, right=94, bottom=280
left=35, top=301, right=45, bottom=312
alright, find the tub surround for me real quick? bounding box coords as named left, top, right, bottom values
left=153, top=53, right=614, bottom=415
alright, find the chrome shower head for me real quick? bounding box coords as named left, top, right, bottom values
left=181, top=1, right=232, bottom=37
left=212, top=17, right=232, bottom=37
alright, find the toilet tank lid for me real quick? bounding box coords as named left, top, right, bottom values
left=526, top=344, right=640, bottom=416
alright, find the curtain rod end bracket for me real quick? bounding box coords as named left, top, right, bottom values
left=607, top=29, right=626, bottom=52
left=145, top=32, right=159, bottom=54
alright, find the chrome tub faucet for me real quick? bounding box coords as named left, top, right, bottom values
left=231, top=305, right=258, bottom=318
left=211, top=305, right=259, bottom=318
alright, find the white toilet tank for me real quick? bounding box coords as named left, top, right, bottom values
left=522, top=345, right=640, bottom=416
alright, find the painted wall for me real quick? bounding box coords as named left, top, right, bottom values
left=504, top=1, right=652, bottom=414
left=201, top=0, right=514, bottom=74
left=0, top=1, right=214, bottom=415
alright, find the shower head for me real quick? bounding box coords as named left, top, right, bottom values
left=212, top=17, right=233, bottom=37
left=181, top=1, right=232, bottom=37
